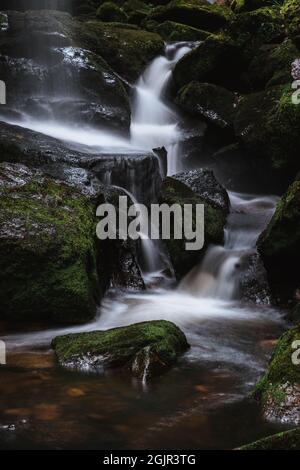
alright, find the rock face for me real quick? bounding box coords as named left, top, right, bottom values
left=159, top=171, right=228, bottom=278
left=254, top=324, right=300, bottom=426
left=51, top=320, right=189, bottom=379
left=282, top=0, right=300, bottom=48
left=0, top=162, right=101, bottom=324
left=257, top=181, right=300, bottom=300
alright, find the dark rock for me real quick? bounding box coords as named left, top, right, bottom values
left=51, top=320, right=189, bottom=379
left=238, top=427, right=300, bottom=450
left=148, top=20, right=211, bottom=42
left=239, top=252, right=272, bottom=305
left=254, top=324, right=300, bottom=425
left=96, top=2, right=128, bottom=23
left=282, top=0, right=300, bottom=49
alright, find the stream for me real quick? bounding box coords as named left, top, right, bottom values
left=0, top=41, right=289, bottom=449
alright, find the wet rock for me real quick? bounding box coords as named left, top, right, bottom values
left=282, top=0, right=300, bottom=49
left=172, top=168, right=230, bottom=212
left=0, top=162, right=101, bottom=324
left=51, top=320, right=189, bottom=379
left=254, top=324, right=300, bottom=426
left=96, top=2, right=128, bottom=23
left=238, top=252, right=272, bottom=305
left=159, top=174, right=228, bottom=278
left=238, top=427, right=300, bottom=450
left=257, top=181, right=300, bottom=300
left=147, top=20, right=211, bottom=42
left=176, top=81, right=237, bottom=136
left=173, top=34, right=243, bottom=91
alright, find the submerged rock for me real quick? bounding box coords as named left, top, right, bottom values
left=254, top=324, right=300, bottom=426
left=238, top=427, right=300, bottom=450
left=159, top=172, right=228, bottom=278
left=257, top=181, right=300, bottom=300
left=0, top=162, right=101, bottom=324
left=51, top=320, right=189, bottom=379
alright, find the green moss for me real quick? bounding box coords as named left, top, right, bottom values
left=238, top=427, right=300, bottom=450
left=148, top=0, right=235, bottom=32
left=231, top=0, right=285, bottom=14
left=52, top=320, right=189, bottom=377
left=282, top=0, right=300, bottom=48
left=154, top=21, right=211, bottom=42
left=96, top=2, right=128, bottom=23
left=76, top=19, right=164, bottom=81
left=0, top=167, right=100, bottom=324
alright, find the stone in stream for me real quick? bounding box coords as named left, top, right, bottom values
left=253, top=324, right=300, bottom=426
left=238, top=252, right=272, bottom=305
left=51, top=320, right=189, bottom=379
left=159, top=170, right=229, bottom=279
left=0, top=162, right=144, bottom=324
left=237, top=427, right=300, bottom=450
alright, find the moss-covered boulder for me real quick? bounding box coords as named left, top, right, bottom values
left=96, top=2, right=128, bottom=23
left=151, top=20, right=211, bottom=41
left=148, top=0, right=234, bottom=32
left=176, top=81, right=237, bottom=134
left=227, top=6, right=285, bottom=62
left=173, top=34, right=243, bottom=91
left=231, top=0, right=285, bottom=14
left=247, top=40, right=299, bottom=90
left=159, top=170, right=228, bottom=278
left=51, top=320, right=189, bottom=379
left=0, top=162, right=101, bottom=324
left=77, top=20, right=164, bottom=81
left=238, top=427, right=300, bottom=450
left=257, top=181, right=300, bottom=299
left=234, top=85, right=300, bottom=187
left=282, top=0, right=300, bottom=49
left=254, top=325, right=300, bottom=425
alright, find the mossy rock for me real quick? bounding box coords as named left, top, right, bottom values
left=254, top=325, right=300, bottom=425
left=176, top=81, right=237, bottom=132
left=231, top=0, right=285, bottom=14
left=257, top=181, right=300, bottom=298
left=153, top=20, right=211, bottom=41
left=159, top=172, right=228, bottom=278
left=282, top=0, right=300, bottom=49
left=234, top=85, right=300, bottom=186
left=52, top=320, right=189, bottom=379
left=238, top=427, right=300, bottom=450
left=76, top=19, right=164, bottom=81
left=173, top=33, right=243, bottom=91
left=0, top=163, right=101, bottom=324
left=247, top=40, right=299, bottom=90
left=123, top=0, right=153, bottom=25
left=148, top=0, right=235, bottom=32
left=96, top=2, right=128, bottom=23
left=227, top=6, right=285, bottom=62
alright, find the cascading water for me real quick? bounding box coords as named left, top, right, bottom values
left=131, top=43, right=193, bottom=175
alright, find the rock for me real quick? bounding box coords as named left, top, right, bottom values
left=0, top=162, right=101, bottom=324
left=238, top=252, right=272, bottom=305
left=148, top=1, right=234, bottom=32
left=234, top=85, right=300, bottom=189
left=231, top=0, right=285, bottom=14
left=247, top=40, right=299, bottom=90
left=238, top=427, right=300, bottom=450
left=0, top=121, right=161, bottom=206
left=149, top=20, right=211, bottom=41
left=96, top=2, right=128, bottom=23
left=172, top=168, right=230, bottom=212
left=77, top=19, right=164, bottom=82
left=51, top=320, right=189, bottom=379
left=254, top=324, right=300, bottom=425
left=159, top=173, right=228, bottom=278
left=173, top=34, right=243, bottom=91
left=176, top=81, right=237, bottom=135
left=227, top=6, right=285, bottom=63
left=0, top=11, right=131, bottom=133
left=257, top=181, right=300, bottom=300
left=289, top=303, right=300, bottom=323
left=123, top=0, right=153, bottom=25
left=282, top=0, right=300, bottom=49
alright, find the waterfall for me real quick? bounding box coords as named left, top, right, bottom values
left=130, top=43, right=193, bottom=176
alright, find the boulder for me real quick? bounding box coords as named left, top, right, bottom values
left=96, top=2, right=128, bottom=23
left=149, top=20, right=211, bottom=41
left=173, top=34, right=243, bottom=91
left=0, top=162, right=101, bottom=324
left=231, top=0, right=285, bottom=14
left=257, top=181, right=300, bottom=300
left=238, top=427, right=300, bottom=450
left=282, top=0, right=300, bottom=49
left=176, top=81, right=237, bottom=135
left=234, top=85, right=300, bottom=189
left=147, top=1, right=234, bottom=32
left=51, top=320, right=189, bottom=379
left=159, top=171, right=228, bottom=278
left=254, top=324, right=300, bottom=425
left=238, top=252, right=272, bottom=305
